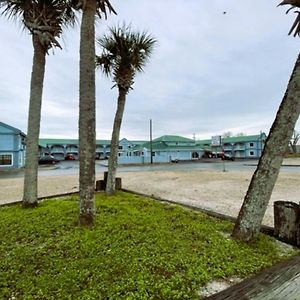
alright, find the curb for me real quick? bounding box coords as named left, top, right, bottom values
left=0, top=191, right=80, bottom=207
left=120, top=188, right=274, bottom=236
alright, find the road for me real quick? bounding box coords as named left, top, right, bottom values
left=1, top=158, right=299, bottom=179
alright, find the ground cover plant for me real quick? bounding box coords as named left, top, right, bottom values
left=0, top=192, right=298, bottom=299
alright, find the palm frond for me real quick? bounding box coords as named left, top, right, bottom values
left=96, top=0, right=116, bottom=19
left=96, top=24, right=156, bottom=92
left=95, top=53, right=113, bottom=77
left=1, top=0, right=76, bottom=52
left=71, top=0, right=116, bottom=18
left=278, top=0, right=300, bottom=36
left=288, top=12, right=300, bottom=36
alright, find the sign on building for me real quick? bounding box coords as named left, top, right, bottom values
left=211, top=135, right=221, bottom=146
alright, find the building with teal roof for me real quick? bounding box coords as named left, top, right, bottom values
left=118, top=135, right=204, bottom=164
left=0, top=119, right=268, bottom=167
left=39, top=137, right=147, bottom=161
left=196, top=133, right=267, bottom=159
left=39, top=133, right=266, bottom=163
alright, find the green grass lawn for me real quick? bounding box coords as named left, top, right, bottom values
left=0, top=192, right=297, bottom=299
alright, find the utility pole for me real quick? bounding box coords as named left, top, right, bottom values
left=221, top=136, right=226, bottom=172
left=150, top=119, right=153, bottom=164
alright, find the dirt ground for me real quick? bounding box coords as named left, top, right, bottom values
left=1, top=158, right=299, bottom=227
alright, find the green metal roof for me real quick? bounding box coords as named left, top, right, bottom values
left=222, top=134, right=265, bottom=143
left=39, top=138, right=111, bottom=147
left=39, top=139, right=77, bottom=147
left=196, top=134, right=266, bottom=146
left=139, top=141, right=202, bottom=152
left=196, top=139, right=211, bottom=146
left=131, top=140, right=147, bottom=145
left=39, top=134, right=266, bottom=149
left=96, top=140, right=111, bottom=145
left=153, top=135, right=194, bottom=143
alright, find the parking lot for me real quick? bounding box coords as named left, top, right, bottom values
left=1, top=158, right=300, bottom=180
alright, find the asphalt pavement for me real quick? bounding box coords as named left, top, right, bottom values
left=1, top=158, right=299, bottom=179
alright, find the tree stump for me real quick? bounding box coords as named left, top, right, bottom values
left=95, top=180, right=106, bottom=191
left=95, top=172, right=122, bottom=191
left=274, top=201, right=299, bottom=246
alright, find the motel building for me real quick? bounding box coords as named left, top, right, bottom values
left=39, top=138, right=111, bottom=161
left=0, top=121, right=266, bottom=168
left=118, top=135, right=204, bottom=164
left=196, top=133, right=267, bottom=159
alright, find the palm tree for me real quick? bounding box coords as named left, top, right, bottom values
left=0, top=0, right=75, bottom=208
left=232, top=1, right=300, bottom=241
left=72, top=0, right=116, bottom=225
left=96, top=25, right=156, bottom=194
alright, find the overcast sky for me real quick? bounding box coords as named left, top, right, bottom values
left=1, top=0, right=299, bottom=141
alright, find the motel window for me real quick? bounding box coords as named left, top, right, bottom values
left=0, top=154, right=13, bottom=166
left=250, top=142, right=254, bottom=147
left=250, top=151, right=254, bottom=156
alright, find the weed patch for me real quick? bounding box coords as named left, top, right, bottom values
left=0, top=192, right=297, bottom=299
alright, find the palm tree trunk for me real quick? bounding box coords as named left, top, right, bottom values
left=232, top=52, right=300, bottom=241
left=78, top=0, right=96, bottom=225
left=22, top=35, right=46, bottom=208
left=106, top=89, right=127, bottom=194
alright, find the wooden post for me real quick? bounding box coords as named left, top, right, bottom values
left=115, top=177, right=122, bottom=190
left=104, top=171, right=108, bottom=183
left=274, top=201, right=299, bottom=246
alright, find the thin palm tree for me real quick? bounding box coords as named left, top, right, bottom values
left=0, top=0, right=75, bottom=208
left=232, top=1, right=300, bottom=241
left=96, top=25, right=156, bottom=194
left=72, top=0, right=116, bottom=225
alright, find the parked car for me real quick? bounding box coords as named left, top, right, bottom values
left=65, top=153, right=76, bottom=160
left=38, top=155, right=58, bottom=164
left=170, top=158, right=179, bottom=163
left=221, top=153, right=235, bottom=161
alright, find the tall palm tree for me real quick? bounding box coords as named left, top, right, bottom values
left=72, top=0, right=116, bottom=225
left=232, top=1, right=300, bottom=241
left=0, top=0, right=75, bottom=208
left=96, top=25, right=156, bottom=194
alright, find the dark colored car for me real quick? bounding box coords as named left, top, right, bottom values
left=170, top=158, right=179, bottom=163
left=221, top=153, right=235, bottom=161
left=65, top=153, right=76, bottom=160
left=38, top=155, right=58, bottom=164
